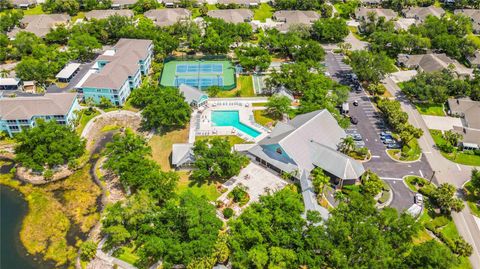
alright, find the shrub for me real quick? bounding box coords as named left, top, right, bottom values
left=229, top=185, right=249, bottom=205
left=431, top=216, right=449, bottom=228
left=419, top=184, right=436, bottom=197
left=223, top=207, right=234, bottom=219
left=43, top=169, right=54, bottom=180
left=80, top=240, right=97, bottom=261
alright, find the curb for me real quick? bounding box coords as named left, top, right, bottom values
left=385, top=149, right=422, bottom=164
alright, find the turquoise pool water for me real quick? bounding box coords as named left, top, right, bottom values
left=211, top=110, right=261, bottom=138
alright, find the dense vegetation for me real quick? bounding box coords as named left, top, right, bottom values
left=191, top=137, right=249, bottom=182
left=229, top=186, right=466, bottom=268
left=129, top=85, right=191, bottom=130
left=104, top=131, right=178, bottom=201
left=14, top=119, right=85, bottom=171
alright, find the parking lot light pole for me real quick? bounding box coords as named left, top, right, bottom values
left=429, top=170, right=436, bottom=184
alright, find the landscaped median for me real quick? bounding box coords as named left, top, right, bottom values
left=386, top=137, right=422, bottom=162
left=463, top=169, right=480, bottom=218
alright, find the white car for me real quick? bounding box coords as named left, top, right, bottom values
left=414, top=193, right=423, bottom=204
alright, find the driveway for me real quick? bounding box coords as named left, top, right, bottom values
left=389, top=70, right=418, bottom=83
left=47, top=62, right=94, bottom=93
left=422, top=115, right=463, bottom=131
left=384, top=178, right=415, bottom=212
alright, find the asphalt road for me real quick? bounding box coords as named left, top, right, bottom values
left=383, top=77, right=480, bottom=267
left=46, top=62, right=94, bottom=93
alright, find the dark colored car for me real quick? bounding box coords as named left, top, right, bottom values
left=353, top=100, right=359, bottom=106
left=350, top=117, right=358, bottom=124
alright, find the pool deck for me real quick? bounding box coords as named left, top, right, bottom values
left=194, top=100, right=270, bottom=143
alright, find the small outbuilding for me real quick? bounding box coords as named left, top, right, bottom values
left=179, top=84, right=209, bottom=107
left=171, top=143, right=195, bottom=168
left=0, top=78, right=21, bottom=90
left=56, top=63, right=81, bottom=83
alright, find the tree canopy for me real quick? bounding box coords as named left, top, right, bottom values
left=104, top=130, right=178, bottom=202
left=130, top=85, right=191, bottom=130
left=14, top=119, right=85, bottom=171
left=348, top=50, right=396, bottom=83
left=191, top=137, right=249, bottom=182
left=312, top=17, right=349, bottom=43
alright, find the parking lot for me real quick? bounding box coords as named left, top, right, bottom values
left=324, top=51, right=433, bottom=211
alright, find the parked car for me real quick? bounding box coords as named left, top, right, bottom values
left=380, top=131, right=392, bottom=137
left=414, top=193, right=423, bottom=205
left=383, top=138, right=394, bottom=144
left=355, top=141, right=366, bottom=147
left=381, top=134, right=394, bottom=141
left=353, top=100, right=359, bottom=106
left=386, top=143, right=401, bottom=149
left=352, top=134, right=363, bottom=141
left=350, top=117, right=358, bottom=124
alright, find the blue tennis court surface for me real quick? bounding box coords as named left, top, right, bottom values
left=175, top=77, right=224, bottom=88
left=176, top=63, right=223, bottom=74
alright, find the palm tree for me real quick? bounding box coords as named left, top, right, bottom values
left=0, top=69, right=10, bottom=78
left=338, top=136, right=356, bottom=154
left=311, top=167, right=330, bottom=195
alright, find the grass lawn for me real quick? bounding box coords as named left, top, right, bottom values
left=253, top=110, right=276, bottom=127
left=415, top=103, right=445, bottom=116
left=217, top=75, right=254, bottom=97
left=100, top=125, right=120, bottom=132
left=252, top=102, right=267, bottom=107
left=149, top=126, right=189, bottom=170
left=22, top=6, right=44, bottom=15
left=467, top=33, right=480, bottom=49
left=404, top=175, right=432, bottom=192
left=430, top=129, right=480, bottom=166
left=196, top=135, right=249, bottom=146
left=123, top=98, right=140, bottom=112
left=191, top=4, right=217, bottom=18
left=71, top=12, right=85, bottom=22
left=116, top=245, right=140, bottom=265
left=348, top=26, right=365, bottom=41
left=76, top=109, right=100, bottom=135
left=253, top=3, right=274, bottom=22
left=176, top=171, right=220, bottom=201
left=464, top=182, right=480, bottom=218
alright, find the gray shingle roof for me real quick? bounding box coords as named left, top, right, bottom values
left=448, top=98, right=480, bottom=130
left=299, top=170, right=329, bottom=220
left=218, top=0, right=260, bottom=5
left=398, top=53, right=473, bottom=76
left=85, top=9, right=134, bottom=20
left=0, top=93, right=77, bottom=120
left=10, top=14, right=70, bottom=38
left=207, top=9, right=253, bottom=24
left=355, top=8, right=398, bottom=21
left=273, top=10, right=319, bottom=32
left=82, top=39, right=152, bottom=90
left=11, top=0, right=36, bottom=6
left=402, top=6, right=445, bottom=22
left=454, top=9, right=480, bottom=32
left=144, top=8, right=191, bottom=27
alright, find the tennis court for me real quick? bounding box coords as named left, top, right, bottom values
left=176, top=63, right=223, bottom=74
left=175, top=77, right=224, bottom=88
left=160, top=59, right=236, bottom=90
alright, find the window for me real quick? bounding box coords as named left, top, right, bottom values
left=54, top=115, right=64, bottom=119
left=9, top=126, right=19, bottom=130
left=7, top=120, right=16, bottom=124
left=18, top=119, right=28, bottom=124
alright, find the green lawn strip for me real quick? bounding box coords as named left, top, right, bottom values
left=148, top=127, right=190, bottom=170
left=101, top=125, right=120, bottom=132
left=22, top=6, right=44, bottom=15
left=253, top=3, right=274, bottom=22
left=71, top=12, right=85, bottom=22
left=253, top=110, right=276, bottom=127
left=123, top=98, right=140, bottom=112
left=76, top=109, right=100, bottom=135
left=386, top=138, right=421, bottom=161
left=217, top=75, right=255, bottom=97
left=252, top=102, right=267, bottom=107
left=467, top=33, right=480, bottom=49
left=115, top=245, right=140, bottom=265
left=348, top=26, right=365, bottom=41
left=175, top=171, right=220, bottom=201
left=464, top=182, right=480, bottom=218
left=430, top=130, right=480, bottom=166
left=196, top=135, right=248, bottom=146
left=415, top=103, right=445, bottom=116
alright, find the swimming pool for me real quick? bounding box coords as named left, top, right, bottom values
left=211, top=110, right=261, bottom=138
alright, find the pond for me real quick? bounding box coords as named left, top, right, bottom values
left=0, top=186, right=53, bottom=269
